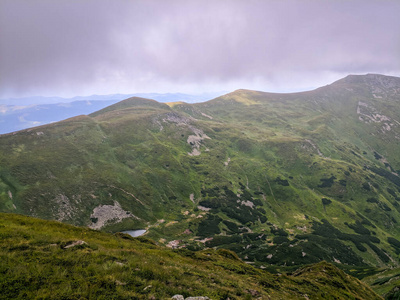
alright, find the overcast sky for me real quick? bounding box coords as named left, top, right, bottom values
left=1, top=0, right=399, bottom=98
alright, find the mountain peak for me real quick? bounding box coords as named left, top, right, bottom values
left=89, top=97, right=170, bottom=117
left=334, top=73, right=400, bottom=87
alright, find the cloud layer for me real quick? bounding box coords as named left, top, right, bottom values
left=1, top=0, right=399, bottom=97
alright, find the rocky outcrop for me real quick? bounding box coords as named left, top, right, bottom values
left=172, top=296, right=210, bottom=300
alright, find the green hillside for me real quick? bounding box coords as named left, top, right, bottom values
left=1, top=74, right=400, bottom=275
left=0, top=213, right=381, bottom=299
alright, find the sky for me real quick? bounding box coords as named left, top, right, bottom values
left=1, top=0, right=400, bottom=99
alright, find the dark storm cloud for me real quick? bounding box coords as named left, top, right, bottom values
left=1, top=0, right=399, bottom=97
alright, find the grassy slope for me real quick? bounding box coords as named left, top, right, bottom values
left=0, top=75, right=400, bottom=275
left=0, top=213, right=381, bottom=300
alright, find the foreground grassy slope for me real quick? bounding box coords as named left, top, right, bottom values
left=1, top=74, right=400, bottom=272
left=0, top=213, right=381, bottom=299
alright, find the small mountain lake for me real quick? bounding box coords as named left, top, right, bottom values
left=121, top=229, right=146, bottom=237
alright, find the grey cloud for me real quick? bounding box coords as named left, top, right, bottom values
left=1, top=0, right=399, bottom=98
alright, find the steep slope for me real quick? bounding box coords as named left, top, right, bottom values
left=1, top=75, right=400, bottom=273
left=0, top=213, right=381, bottom=299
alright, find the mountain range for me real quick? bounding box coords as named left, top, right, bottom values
left=0, top=92, right=224, bottom=134
left=1, top=73, right=400, bottom=297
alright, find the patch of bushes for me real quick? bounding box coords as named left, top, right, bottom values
left=201, top=188, right=220, bottom=198
left=223, top=220, right=240, bottom=233
left=264, top=234, right=365, bottom=266
left=198, top=199, right=220, bottom=209
left=354, top=242, right=367, bottom=252
left=257, top=207, right=266, bottom=214
left=270, top=227, right=288, bottom=237
left=369, top=236, right=380, bottom=244
left=379, top=202, right=391, bottom=212
left=223, top=186, right=238, bottom=201
left=304, top=220, right=383, bottom=259
left=252, top=197, right=263, bottom=206
left=322, top=198, right=332, bottom=205
left=275, top=177, right=289, bottom=186
left=368, top=243, right=389, bottom=263
left=388, top=237, right=400, bottom=249
left=241, top=189, right=253, bottom=200
left=362, top=182, right=371, bottom=191
left=370, top=166, right=400, bottom=187
left=206, top=235, right=242, bottom=247
left=243, top=233, right=266, bottom=242
left=345, top=221, right=370, bottom=235
left=197, top=215, right=222, bottom=237
left=221, top=202, right=266, bottom=225
left=259, top=215, right=268, bottom=223
left=273, top=236, right=289, bottom=244
left=318, top=176, right=336, bottom=188
left=373, top=152, right=382, bottom=160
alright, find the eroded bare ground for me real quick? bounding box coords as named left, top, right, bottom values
left=155, top=112, right=211, bottom=156
left=89, top=201, right=139, bottom=229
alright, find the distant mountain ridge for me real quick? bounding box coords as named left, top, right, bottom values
left=0, top=92, right=224, bottom=134
left=1, top=74, right=400, bottom=284
left=0, top=92, right=224, bottom=105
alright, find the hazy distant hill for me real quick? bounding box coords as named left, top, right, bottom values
left=0, top=92, right=224, bottom=105
left=0, top=92, right=223, bottom=134
left=0, top=100, right=118, bottom=134
left=1, top=74, right=400, bottom=279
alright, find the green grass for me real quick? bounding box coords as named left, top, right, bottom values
left=0, top=213, right=382, bottom=299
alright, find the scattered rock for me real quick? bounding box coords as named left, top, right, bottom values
left=197, top=205, right=211, bottom=211
left=188, top=148, right=201, bottom=156
left=333, top=257, right=341, bottom=264
left=63, top=240, right=87, bottom=249
left=224, top=157, right=231, bottom=166
left=305, top=139, right=325, bottom=157
left=167, top=240, right=181, bottom=248
left=246, top=289, right=260, bottom=297
left=241, top=200, right=254, bottom=208
left=54, top=194, right=77, bottom=222
left=115, top=280, right=126, bottom=286
left=198, top=237, right=213, bottom=244
left=200, top=112, right=213, bottom=119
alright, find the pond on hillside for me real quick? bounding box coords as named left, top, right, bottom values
left=121, top=229, right=146, bottom=237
